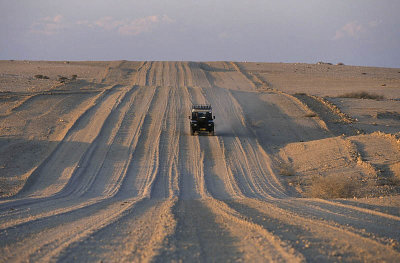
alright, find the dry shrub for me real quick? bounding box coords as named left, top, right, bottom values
left=376, top=111, right=400, bottom=120
left=58, top=76, right=69, bottom=83
left=0, top=179, right=5, bottom=197
left=0, top=178, right=21, bottom=198
left=279, top=164, right=296, bottom=176
left=305, top=112, right=317, bottom=117
left=307, top=174, right=359, bottom=199
left=249, top=119, right=264, bottom=128
left=338, top=91, right=384, bottom=100
left=34, top=74, right=49, bottom=79
left=390, top=163, right=400, bottom=180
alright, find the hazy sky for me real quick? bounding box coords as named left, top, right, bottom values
left=1, top=0, right=400, bottom=67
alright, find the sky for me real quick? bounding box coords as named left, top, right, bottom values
left=1, top=0, right=400, bottom=68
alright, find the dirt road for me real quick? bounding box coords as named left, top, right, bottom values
left=0, top=61, right=399, bottom=262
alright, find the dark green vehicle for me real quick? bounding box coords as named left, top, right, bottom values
left=189, top=104, right=215, bottom=135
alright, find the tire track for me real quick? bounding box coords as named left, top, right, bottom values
left=182, top=62, right=194, bottom=87
left=203, top=198, right=305, bottom=262
left=0, top=83, right=170, bottom=261
left=0, top=86, right=157, bottom=230
left=187, top=62, right=212, bottom=88
left=54, top=198, right=177, bottom=263
left=177, top=62, right=187, bottom=87
left=14, top=84, right=126, bottom=199
left=201, top=85, right=287, bottom=199
left=52, top=83, right=182, bottom=262
left=117, top=85, right=170, bottom=198
left=231, top=61, right=330, bottom=133
left=73, top=86, right=156, bottom=198
left=158, top=63, right=304, bottom=262
left=178, top=85, right=207, bottom=199
left=274, top=198, right=400, bottom=244
left=186, top=85, right=242, bottom=199
left=0, top=196, right=144, bottom=262
left=146, top=61, right=156, bottom=86
left=187, top=65, right=285, bottom=199
left=156, top=200, right=243, bottom=262
left=131, top=61, right=153, bottom=86
left=43, top=86, right=181, bottom=259
left=150, top=86, right=180, bottom=199
left=0, top=80, right=175, bottom=262
left=225, top=198, right=400, bottom=262
left=1, top=61, right=399, bottom=262
left=58, top=86, right=140, bottom=198
left=155, top=61, right=164, bottom=87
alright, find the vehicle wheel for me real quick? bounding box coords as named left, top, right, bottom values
left=190, top=127, right=195, bottom=136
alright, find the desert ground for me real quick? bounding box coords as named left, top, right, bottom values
left=0, top=60, right=399, bottom=262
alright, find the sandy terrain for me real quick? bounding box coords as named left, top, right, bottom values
left=0, top=60, right=399, bottom=262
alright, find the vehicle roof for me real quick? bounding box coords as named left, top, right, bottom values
left=192, top=104, right=212, bottom=110
left=192, top=109, right=212, bottom=112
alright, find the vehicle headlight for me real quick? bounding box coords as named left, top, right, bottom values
left=193, top=124, right=197, bottom=126
left=208, top=124, right=212, bottom=126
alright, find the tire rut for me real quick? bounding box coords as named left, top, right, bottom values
left=178, top=86, right=206, bottom=199
left=201, top=84, right=287, bottom=199
left=55, top=198, right=177, bottom=263
left=15, top=84, right=126, bottom=198
left=226, top=198, right=400, bottom=262
left=118, top=86, right=170, bottom=198
left=0, top=82, right=171, bottom=261
left=0, top=86, right=155, bottom=229
left=155, top=199, right=242, bottom=262
left=150, top=86, right=180, bottom=199
left=1, top=61, right=399, bottom=262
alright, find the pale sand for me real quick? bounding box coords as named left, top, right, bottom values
left=0, top=61, right=399, bottom=262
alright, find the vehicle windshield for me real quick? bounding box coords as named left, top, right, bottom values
left=192, top=111, right=212, bottom=119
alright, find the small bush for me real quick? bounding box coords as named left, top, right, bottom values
left=58, top=76, right=69, bottom=83
left=279, top=164, right=296, bottom=176
left=305, top=112, right=317, bottom=117
left=307, top=174, right=359, bottom=199
left=376, top=111, right=400, bottom=120
left=338, top=91, right=384, bottom=100
left=390, top=163, right=400, bottom=180
left=34, top=74, right=49, bottom=79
